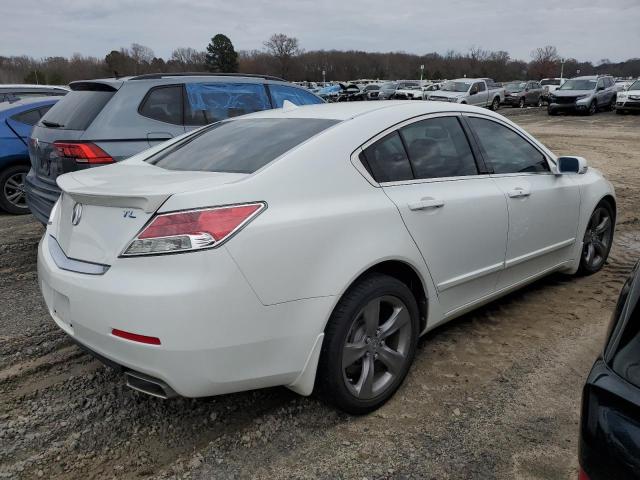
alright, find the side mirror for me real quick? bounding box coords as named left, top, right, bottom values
left=557, top=156, right=588, bottom=175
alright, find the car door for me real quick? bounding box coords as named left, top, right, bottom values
left=465, top=114, right=580, bottom=290
left=363, top=113, right=509, bottom=314
left=470, top=82, right=488, bottom=106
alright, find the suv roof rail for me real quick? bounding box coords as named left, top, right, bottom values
left=128, top=72, right=287, bottom=82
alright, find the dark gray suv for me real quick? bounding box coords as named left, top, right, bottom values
left=548, top=75, right=617, bottom=116
left=25, top=73, right=324, bottom=224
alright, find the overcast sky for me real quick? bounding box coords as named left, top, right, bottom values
left=3, top=0, right=639, bottom=63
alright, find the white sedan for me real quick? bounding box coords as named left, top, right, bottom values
left=38, top=101, right=615, bottom=414
left=616, top=79, right=640, bottom=114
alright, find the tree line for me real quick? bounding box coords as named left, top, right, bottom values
left=1, top=34, right=638, bottom=85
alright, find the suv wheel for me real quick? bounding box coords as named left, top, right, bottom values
left=316, top=273, right=419, bottom=414
left=587, top=101, right=597, bottom=116
left=0, top=165, right=30, bottom=215
left=519, top=97, right=526, bottom=108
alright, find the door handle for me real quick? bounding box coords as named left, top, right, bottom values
left=408, top=197, right=445, bottom=211
left=507, top=187, right=531, bottom=198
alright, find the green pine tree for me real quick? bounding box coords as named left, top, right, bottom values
left=205, top=34, right=239, bottom=73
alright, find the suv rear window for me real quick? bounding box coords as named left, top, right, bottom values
left=40, top=90, right=114, bottom=130
left=146, top=118, right=338, bottom=174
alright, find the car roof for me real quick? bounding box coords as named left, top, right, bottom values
left=242, top=100, right=497, bottom=121
left=0, top=84, right=69, bottom=91
left=0, top=96, right=60, bottom=113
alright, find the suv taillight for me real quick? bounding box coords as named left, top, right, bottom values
left=121, top=203, right=266, bottom=257
left=53, top=141, right=114, bottom=164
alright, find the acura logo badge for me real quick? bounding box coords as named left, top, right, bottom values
left=71, top=203, right=83, bottom=226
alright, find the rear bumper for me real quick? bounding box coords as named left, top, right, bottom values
left=37, top=234, right=334, bottom=398
left=579, top=358, right=640, bottom=480
left=25, top=169, right=60, bottom=224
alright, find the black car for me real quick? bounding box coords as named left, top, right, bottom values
left=580, top=260, right=640, bottom=480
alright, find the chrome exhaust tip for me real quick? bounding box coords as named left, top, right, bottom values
left=124, top=370, right=177, bottom=399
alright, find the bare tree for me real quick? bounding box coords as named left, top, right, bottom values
left=529, top=45, right=560, bottom=79
left=264, top=33, right=301, bottom=79
left=130, top=43, right=155, bottom=73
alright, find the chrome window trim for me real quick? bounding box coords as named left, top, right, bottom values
left=48, top=235, right=110, bottom=275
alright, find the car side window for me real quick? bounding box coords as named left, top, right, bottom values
left=184, top=82, right=271, bottom=126
left=139, top=85, right=183, bottom=125
left=10, top=108, right=42, bottom=126
left=268, top=84, right=323, bottom=108
left=468, top=117, right=550, bottom=174
left=597, top=78, right=605, bottom=89
left=476, top=82, right=486, bottom=92
left=361, top=131, right=413, bottom=183
left=400, top=117, right=478, bottom=179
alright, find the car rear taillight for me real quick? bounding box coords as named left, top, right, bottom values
left=121, top=202, right=266, bottom=256
left=578, top=467, right=591, bottom=480
left=53, top=141, right=114, bottom=164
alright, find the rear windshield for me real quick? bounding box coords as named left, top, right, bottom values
left=146, top=118, right=339, bottom=174
left=39, top=90, right=114, bottom=130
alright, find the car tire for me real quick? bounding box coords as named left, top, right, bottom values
left=491, top=97, right=500, bottom=111
left=577, top=201, right=615, bottom=276
left=587, top=101, right=597, bottom=116
left=0, top=164, right=30, bottom=215
left=316, top=273, right=419, bottom=414
left=537, top=97, right=543, bottom=107
left=609, top=97, right=616, bottom=111
left=519, top=97, right=526, bottom=108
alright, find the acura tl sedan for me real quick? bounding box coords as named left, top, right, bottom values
left=38, top=101, right=615, bottom=414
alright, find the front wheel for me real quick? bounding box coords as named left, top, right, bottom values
left=587, top=101, right=597, bottom=116
left=577, top=202, right=614, bottom=275
left=519, top=97, right=526, bottom=109
left=0, top=164, right=30, bottom=215
left=316, top=273, right=419, bottom=414
left=537, top=97, right=543, bottom=107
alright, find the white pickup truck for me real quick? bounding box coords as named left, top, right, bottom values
left=427, top=78, right=504, bottom=110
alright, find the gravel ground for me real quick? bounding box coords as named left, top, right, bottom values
left=1, top=107, right=639, bottom=480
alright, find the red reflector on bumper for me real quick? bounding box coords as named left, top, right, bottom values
left=112, top=328, right=161, bottom=345
left=578, top=467, right=591, bottom=480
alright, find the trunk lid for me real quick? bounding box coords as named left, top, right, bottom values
left=51, top=161, right=247, bottom=264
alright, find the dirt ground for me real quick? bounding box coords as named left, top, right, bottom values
left=1, top=107, right=639, bottom=480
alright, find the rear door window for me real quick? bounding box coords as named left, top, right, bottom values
left=147, top=118, right=337, bottom=173
left=139, top=85, right=183, bottom=125
left=40, top=90, right=114, bottom=130
left=184, top=83, right=271, bottom=126
left=361, top=131, right=413, bottom=183
left=400, top=117, right=478, bottom=179
left=11, top=108, right=42, bottom=126
left=268, top=84, right=323, bottom=107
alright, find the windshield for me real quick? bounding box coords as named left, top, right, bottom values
left=381, top=82, right=397, bottom=91
left=441, top=81, right=471, bottom=92
left=559, top=79, right=596, bottom=91
left=541, top=79, right=561, bottom=86
left=629, top=80, right=640, bottom=91
left=146, top=118, right=338, bottom=174
left=505, top=82, right=526, bottom=92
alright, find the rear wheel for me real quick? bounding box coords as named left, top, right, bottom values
left=316, top=273, right=419, bottom=414
left=0, top=164, right=30, bottom=215
left=491, top=97, right=500, bottom=111
left=577, top=202, right=614, bottom=275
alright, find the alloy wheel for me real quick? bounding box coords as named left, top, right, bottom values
left=519, top=98, right=526, bottom=108
left=582, top=207, right=613, bottom=270
left=342, top=295, right=412, bottom=400
left=3, top=171, right=27, bottom=209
